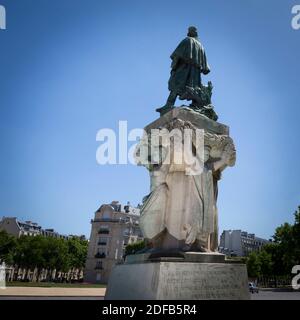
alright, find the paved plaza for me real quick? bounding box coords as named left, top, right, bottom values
left=0, top=286, right=106, bottom=299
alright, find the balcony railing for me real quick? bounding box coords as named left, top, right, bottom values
left=94, top=253, right=106, bottom=259
left=92, top=218, right=120, bottom=223
left=92, top=218, right=132, bottom=224
left=98, top=230, right=109, bottom=234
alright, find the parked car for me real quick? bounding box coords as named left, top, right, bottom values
left=249, top=282, right=259, bottom=293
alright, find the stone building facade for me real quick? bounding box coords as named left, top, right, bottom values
left=219, top=230, right=270, bottom=256
left=84, top=201, right=143, bottom=284
left=0, top=217, right=73, bottom=239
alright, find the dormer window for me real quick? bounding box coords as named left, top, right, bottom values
left=102, top=211, right=111, bottom=220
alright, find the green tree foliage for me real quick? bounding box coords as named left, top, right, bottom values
left=125, top=240, right=146, bottom=256
left=66, top=237, right=88, bottom=269
left=246, top=252, right=261, bottom=278
left=257, top=250, right=272, bottom=276
left=246, top=205, right=300, bottom=277
left=14, top=236, right=46, bottom=270
left=42, top=237, right=70, bottom=272
left=0, top=230, right=88, bottom=279
left=292, top=206, right=300, bottom=266
left=263, top=243, right=285, bottom=275
left=0, top=230, right=16, bottom=265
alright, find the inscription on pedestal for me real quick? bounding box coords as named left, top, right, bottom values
left=158, top=263, right=249, bottom=300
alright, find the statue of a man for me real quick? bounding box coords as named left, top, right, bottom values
left=157, top=26, right=210, bottom=114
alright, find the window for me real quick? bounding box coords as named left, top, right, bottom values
left=125, top=216, right=131, bottom=223
left=102, top=211, right=111, bottom=220
left=123, top=228, right=130, bottom=236
left=95, top=252, right=106, bottom=258
left=95, top=247, right=107, bottom=258
left=95, top=261, right=103, bottom=270
left=98, top=225, right=110, bottom=234
left=98, top=237, right=108, bottom=245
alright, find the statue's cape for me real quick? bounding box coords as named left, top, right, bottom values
left=170, top=37, right=210, bottom=74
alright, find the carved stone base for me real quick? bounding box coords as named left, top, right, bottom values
left=105, top=260, right=250, bottom=300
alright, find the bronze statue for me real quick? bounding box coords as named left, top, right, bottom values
left=157, top=26, right=218, bottom=120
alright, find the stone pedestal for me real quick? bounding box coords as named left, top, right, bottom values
left=104, top=254, right=250, bottom=300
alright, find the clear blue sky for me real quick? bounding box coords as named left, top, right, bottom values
left=0, top=0, right=299, bottom=240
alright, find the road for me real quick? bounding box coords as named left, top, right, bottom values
left=251, top=289, right=300, bottom=300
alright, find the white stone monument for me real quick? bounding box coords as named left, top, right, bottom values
left=105, top=108, right=250, bottom=300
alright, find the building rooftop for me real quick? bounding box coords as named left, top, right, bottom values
left=0, top=216, right=74, bottom=239
left=95, top=201, right=140, bottom=216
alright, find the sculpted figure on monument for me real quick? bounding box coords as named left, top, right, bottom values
left=135, top=120, right=236, bottom=253
left=157, top=26, right=218, bottom=121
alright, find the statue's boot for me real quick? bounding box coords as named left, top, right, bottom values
left=156, top=91, right=177, bottom=114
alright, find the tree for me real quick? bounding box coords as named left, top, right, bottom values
left=125, top=240, right=146, bottom=257
left=48, top=238, right=70, bottom=273
left=263, top=242, right=285, bottom=276
left=257, top=250, right=272, bottom=276
left=15, top=236, right=46, bottom=272
left=66, top=237, right=88, bottom=269
left=292, top=206, right=300, bottom=265
left=42, top=237, right=70, bottom=274
left=0, top=230, right=87, bottom=282
left=271, top=208, right=300, bottom=274
left=246, top=252, right=260, bottom=278
left=14, top=236, right=71, bottom=281
left=0, top=230, right=16, bottom=265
